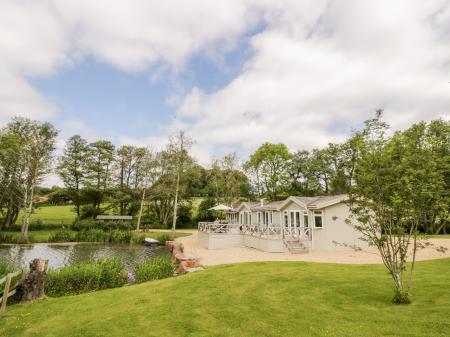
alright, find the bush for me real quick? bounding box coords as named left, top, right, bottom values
left=0, top=260, right=14, bottom=278
left=46, top=258, right=128, bottom=297
left=109, top=230, right=132, bottom=243
left=75, top=229, right=134, bottom=243
left=135, top=255, right=175, bottom=283
left=0, top=232, right=21, bottom=244
left=153, top=233, right=171, bottom=245
left=0, top=261, right=22, bottom=297
left=48, top=230, right=75, bottom=242
left=75, top=229, right=110, bottom=242
left=6, top=222, right=64, bottom=232
left=72, top=220, right=132, bottom=232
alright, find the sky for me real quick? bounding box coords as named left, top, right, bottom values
left=0, top=1, right=449, bottom=186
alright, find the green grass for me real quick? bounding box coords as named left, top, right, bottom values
left=1, top=259, right=449, bottom=337
left=423, top=234, right=450, bottom=239
left=0, top=230, right=77, bottom=243
left=0, top=230, right=190, bottom=244
left=16, top=205, right=77, bottom=225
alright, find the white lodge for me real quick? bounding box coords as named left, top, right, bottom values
left=198, top=195, right=368, bottom=253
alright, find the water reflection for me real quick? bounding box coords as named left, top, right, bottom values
left=0, top=243, right=168, bottom=277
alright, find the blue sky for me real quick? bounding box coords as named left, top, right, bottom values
left=0, top=1, right=449, bottom=173
left=30, top=50, right=248, bottom=142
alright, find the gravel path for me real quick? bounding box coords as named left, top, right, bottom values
left=177, top=231, right=450, bottom=266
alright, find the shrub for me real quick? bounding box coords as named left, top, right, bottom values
left=0, top=261, right=22, bottom=296
left=109, top=230, right=132, bottom=243
left=75, top=229, right=110, bottom=242
left=48, top=230, right=75, bottom=242
left=72, top=220, right=132, bottom=232
left=154, top=233, right=172, bottom=245
left=46, top=258, right=128, bottom=297
left=75, top=229, right=134, bottom=243
left=131, top=232, right=147, bottom=244
left=0, top=260, right=14, bottom=278
left=135, top=255, right=175, bottom=283
left=0, top=232, right=20, bottom=244
left=7, top=221, right=65, bottom=232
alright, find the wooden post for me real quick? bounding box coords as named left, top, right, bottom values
left=0, top=273, right=12, bottom=316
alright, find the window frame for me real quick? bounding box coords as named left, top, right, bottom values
left=313, top=210, right=324, bottom=228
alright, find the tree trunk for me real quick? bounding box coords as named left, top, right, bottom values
left=136, top=188, right=146, bottom=231
left=21, top=259, right=48, bottom=302
left=21, top=185, right=34, bottom=242
left=171, top=171, right=180, bottom=238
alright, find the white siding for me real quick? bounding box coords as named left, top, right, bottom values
left=312, top=203, right=369, bottom=251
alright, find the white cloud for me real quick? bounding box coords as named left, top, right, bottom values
left=174, top=0, right=450, bottom=157
left=0, top=0, right=449, bottom=173
left=0, top=0, right=260, bottom=125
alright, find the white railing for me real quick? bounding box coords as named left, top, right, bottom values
left=242, top=223, right=283, bottom=239
left=283, top=226, right=312, bottom=241
left=198, top=222, right=240, bottom=234
left=198, top=222, right=313, bottom=241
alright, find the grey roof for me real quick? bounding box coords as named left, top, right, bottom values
left=292, top=194, right=347, bottom=209
left=234, top=194, right=348, bottom=213
left=251, top=200, right=284, bottom=211
left=96, top=215, right=133, bottom=220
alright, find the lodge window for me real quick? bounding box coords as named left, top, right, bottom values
left=314, top=211, right=323, bottom=228
left=303, top=211, right=309, bottom=227
left=284, top=211, right=288, bottom=226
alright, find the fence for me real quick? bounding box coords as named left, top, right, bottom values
left=0, top=270, right=22, bottom=317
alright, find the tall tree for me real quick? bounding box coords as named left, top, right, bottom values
left=244, top=143, right=292, bottom=200
left=57, top=135, right=90, bottom=225
left=168, top=131, right=194, bottom=237
left=0, top=131, right=23, bottom=229
left=1, top=118, right=57, bottom=241
left=348, top=111, right=447, bottom=303
left=85, top=140, right=115, bottom=214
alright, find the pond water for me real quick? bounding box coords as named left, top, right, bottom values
left=0, top=243, right=169, bottom=279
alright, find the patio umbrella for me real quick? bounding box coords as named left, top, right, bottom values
left=208, top=204, right=234, bottom=211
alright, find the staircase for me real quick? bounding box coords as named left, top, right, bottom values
left=283, top=237, right=310, bottom=254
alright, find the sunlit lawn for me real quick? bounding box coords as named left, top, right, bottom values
left=1, top=259, right=449, bottom=337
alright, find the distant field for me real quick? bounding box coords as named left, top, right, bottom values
left=17, top=205, right=77, bottom=225
left=14, top=199, right=205, bottom=226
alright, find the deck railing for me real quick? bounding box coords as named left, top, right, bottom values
left=283, top=226, right=312, bottom=241
left=198, top=222, right=240, bottom=234
left=198, top=222, right=312, bottom=241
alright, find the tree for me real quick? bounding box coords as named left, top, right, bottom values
left=1, top=118, right=57, bottom=241
left=85, top=140, right=115, bottom=215
left=135, top=148, right=159, bottom=231
left=348, top=111, right=447, bottom=303
left=244, top=143, right=292, bottom=200
left=167, top=131, right=194, bottom=237
left=57, top=135, right=90, bottom=225
left=0, top=131, right=23, bottom=229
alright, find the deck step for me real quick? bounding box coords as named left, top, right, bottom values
left=284, top=240, right=310, bottom=254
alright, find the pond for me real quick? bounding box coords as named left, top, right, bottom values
left=0, top=243, right=169, bottom=279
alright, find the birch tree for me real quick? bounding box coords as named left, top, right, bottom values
left=168, top=131, right=193, bottom=237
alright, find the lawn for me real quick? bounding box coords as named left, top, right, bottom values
left=16, top=205, right=77, bottom=225
left=1, top=258, right=449, bottom=337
